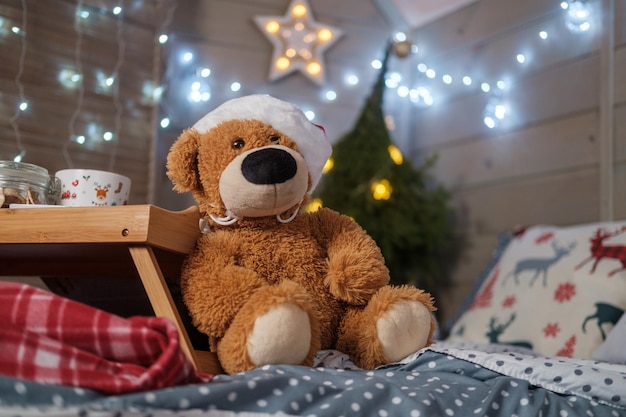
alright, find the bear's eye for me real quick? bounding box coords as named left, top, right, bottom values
left=232, top=138, right=245, bottom=149
left=269, top=135, right=280, bottom=143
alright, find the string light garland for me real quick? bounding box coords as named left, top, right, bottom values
left=253, top=0, right=343, bottom=86
left=148, top=0, right=177, bottom=204
left=63, top=0, right=87, bottom=168
left=392, top=0, right=597, bottom=130
left=53, top=1, right=175, bottom=169
left=107, top=1, right=127, bottom=172
left=1, top=0, right=176, bottom=179
left=8, top=0, right=28, bottom=162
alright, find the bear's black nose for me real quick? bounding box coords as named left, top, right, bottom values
left=241, top=148, right=297, bottom=185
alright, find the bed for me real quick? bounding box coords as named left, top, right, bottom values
left=1, top=220, right=626, bottom=417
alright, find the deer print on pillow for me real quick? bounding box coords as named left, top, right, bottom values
left=502, top=241, right=576, bottom=288
left=576, top=226, right=626, bottom=277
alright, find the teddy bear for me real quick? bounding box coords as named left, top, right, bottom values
left=166, top=94, right=436, bottom=374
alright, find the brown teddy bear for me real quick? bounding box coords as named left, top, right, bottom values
left=166, top=94, right=436, bottom=374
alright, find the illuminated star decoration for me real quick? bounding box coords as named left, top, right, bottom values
left=254, top=0, right=343, bottom=86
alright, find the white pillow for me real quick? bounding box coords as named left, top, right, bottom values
left=447, top=221, right=626, bottom=359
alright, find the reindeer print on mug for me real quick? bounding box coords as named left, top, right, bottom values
left=92, top=182, right=111, bottom=206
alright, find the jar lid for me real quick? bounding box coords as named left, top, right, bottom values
left=0, top=160, right=52, bottom=188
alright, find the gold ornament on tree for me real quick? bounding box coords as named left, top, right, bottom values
left=392, top=40, right=413, bottom=58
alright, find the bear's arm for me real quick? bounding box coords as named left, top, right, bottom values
left=311, top=208, right=390, bottom=305
left=180, top=231, right=265, bottom=338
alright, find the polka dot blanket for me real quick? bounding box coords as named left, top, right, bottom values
left=1, top=342, right=624, bottom=417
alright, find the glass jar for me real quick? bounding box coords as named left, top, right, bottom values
left=0, top=161, right=61, bottom=207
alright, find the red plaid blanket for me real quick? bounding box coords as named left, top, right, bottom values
left=0, top=282, right=212, bottom=394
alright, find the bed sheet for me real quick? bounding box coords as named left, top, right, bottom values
left=1, top=342, right=624, bottom=417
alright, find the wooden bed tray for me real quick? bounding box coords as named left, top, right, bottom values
left=0, top=204, right=223, bottom=375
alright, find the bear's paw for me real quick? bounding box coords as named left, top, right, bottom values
left=247, top=303, right=312, bottom=366
left=376, top=300, right=431, bottom=363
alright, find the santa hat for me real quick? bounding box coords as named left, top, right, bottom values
left=193, top=94, right=332, bottom=192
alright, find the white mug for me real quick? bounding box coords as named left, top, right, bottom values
left=55, top=169, right=131, bottom=207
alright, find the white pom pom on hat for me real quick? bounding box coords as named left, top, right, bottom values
left=193, top=94, right=332, bottom=192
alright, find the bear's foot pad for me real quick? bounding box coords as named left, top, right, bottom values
left=376, top=300, right=431, bottom=363
left=247, top=303, right=311, bottom=366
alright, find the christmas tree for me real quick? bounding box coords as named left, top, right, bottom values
left=312, top=43, right=453, bottom=293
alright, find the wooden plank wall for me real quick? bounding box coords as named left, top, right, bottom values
left=405, top=0, right=626, bottom=323
left=0, top=0, right=175, bottom=204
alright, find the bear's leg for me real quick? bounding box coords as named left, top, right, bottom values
left=336, top=286, right=435, bottom=369
left=216, top=280, right=321, bottom=374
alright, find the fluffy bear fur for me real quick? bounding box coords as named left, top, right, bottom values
left=167, top=96, right=436, bottom=374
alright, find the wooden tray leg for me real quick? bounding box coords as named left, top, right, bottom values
left=128, top=245, right=223, bottom=374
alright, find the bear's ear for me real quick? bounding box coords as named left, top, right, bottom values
left=166, top=128, right=202, bottom=193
